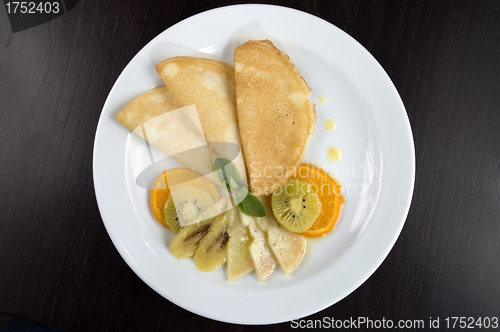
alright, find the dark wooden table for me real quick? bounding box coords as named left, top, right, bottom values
left=1, top=0, right=499, bottom=331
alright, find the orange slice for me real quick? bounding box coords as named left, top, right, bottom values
left=151, top=168, right=220, bottom=228
left=295, top=164, right=345, bottom=237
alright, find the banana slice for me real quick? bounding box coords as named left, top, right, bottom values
left=256, top=196, right=306, bottom=275
left=169, top=217, right=214, bottom=259
left=194, top=213, right=229, bottom=272
left=239, top=212, right=277, bottom=282
left=226, top=208, right=254, bottom=281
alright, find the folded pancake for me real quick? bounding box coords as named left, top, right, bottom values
left=155, top=57, right=246, bottom=181
left=234, top=40, right=316, bottom=195
left=156, top=57, right=240, bottom=145
left=115, top=88, right=214, bottom=178
left=115, top=86, right=179, bottom=131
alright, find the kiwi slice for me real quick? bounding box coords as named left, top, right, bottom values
left=164, top=195, right=182, bottom=234
left=168, top=186, right=214, bottom=227
left=169, top=217, right=215, bottom=259
left=271, top=179, right=320, bottom=233
left=194, top=213, right=229, bottom=272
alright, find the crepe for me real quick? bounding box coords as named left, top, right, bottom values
left=155, top=57, right=239, bottom=143
left=234, top=40, right=316, bottom=195
left=155, top=57, right=246, bottom=179
left=115, top=88, right=214, bottom=178
left=114, top=86, right=179, bottom=132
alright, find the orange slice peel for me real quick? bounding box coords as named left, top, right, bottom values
left=295, top=164, right=345, bottom=237
left=150, top=168, right=220, bottom=228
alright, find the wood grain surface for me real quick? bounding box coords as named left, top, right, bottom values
left=1, top=0, right=499, bottom=331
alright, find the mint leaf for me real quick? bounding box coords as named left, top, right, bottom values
left=237, top=188, right=266, bottom=217
left=213, top=158, right=266, bottom=217
left=229, top=177, right=240, bottom=191
left=213, top=158, right=231, bottom=190
left=234, top=186, right=249, bottom=205
left=214, top=158, right=245, bottom=190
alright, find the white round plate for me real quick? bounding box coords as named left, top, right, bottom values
left=93, top=4, right=415, bottom=325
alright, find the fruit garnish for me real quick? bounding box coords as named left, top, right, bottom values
left=271, top=179, right=321, bottom=233
left=151, top=171, right=170, bottom=228
left=214, top=158, right=266, bottom=217
left=150, top=168, right=220, bottom=228
left=164, top=196, right=181, bottom=233
left=214, top=157, right=246, bottom=191
left=234, top=187, right=266, bottom=217
left=239, top=211, right=277, bottom=281
left=169, top=217, right=215, bottom=259
left=226, top=208, right=254, bottom=281
left=166, top=185, right=214, bottom=230
left=255, top=196, right=306, bottom=275
left=295, top=164, right=345, bottom=237
left=194, top=213, right=229, bottom=272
